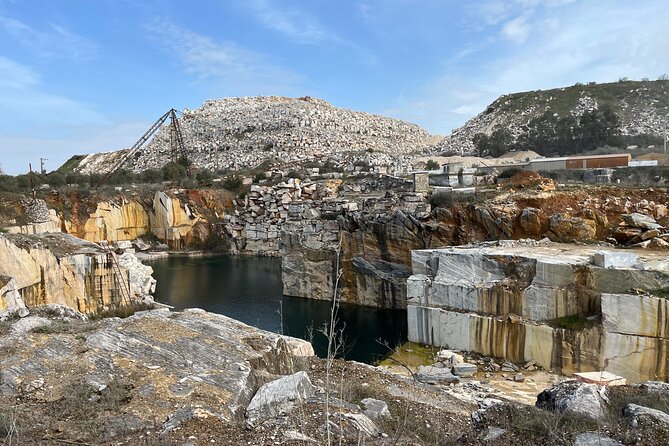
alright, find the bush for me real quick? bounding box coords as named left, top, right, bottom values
left=0, top=175, right=18, bottom=192
left=222, top=176, right=243, bottom=191
left=195, top=169, right=214, bottom=183
left=497, top=167, right=523, bottom=179
left=47, top=172, right=66, bottom=187
left=141, top=169, right=163, bottom=184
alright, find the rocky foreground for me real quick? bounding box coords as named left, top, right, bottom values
left=1, top=307, right=669, bottom=445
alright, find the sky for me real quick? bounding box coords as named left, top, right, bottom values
left=0, top=0, right=667, bottom=174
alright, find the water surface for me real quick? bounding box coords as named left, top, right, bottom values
left=148, top=254, right=407, bottom=363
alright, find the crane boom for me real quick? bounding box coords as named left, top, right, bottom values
left=95, top=108, right=188, bottom=188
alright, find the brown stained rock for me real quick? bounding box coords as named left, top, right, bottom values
left=519, top=207, right=543, bottom=235
left=548, top=213, right=597, bottom=241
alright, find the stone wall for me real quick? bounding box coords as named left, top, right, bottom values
left=221, top=176, right=442, bottom=308
left=407, top=242, right=669, bottom=382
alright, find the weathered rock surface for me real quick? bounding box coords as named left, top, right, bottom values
left=0, top=232, right=154, bottom=314
left=0, top=308, right=314, bottom=431
left=360, top=397, right=391, bottom=420
left=624, top=403, right=669, bottom=428
left=245, top=371, right=316, bottom=425
left=536, top=381, right=608, bottom=420
left=407, top=242, right=669, bottom=380
left=574, top=432, right=624, bottom=446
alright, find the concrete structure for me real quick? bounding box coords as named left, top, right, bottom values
left=407, top=243, right=669, bottom=382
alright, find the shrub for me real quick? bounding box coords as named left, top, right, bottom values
left=425, top=159, right=440, bottom=170
left=497, top=167, right=523, bottom=179
left=222, top=176, right=243, bottom=191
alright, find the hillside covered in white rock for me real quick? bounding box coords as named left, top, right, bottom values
left=437, top=79, right=669, bottom=154
left=75, top=96, right=441, bottom=174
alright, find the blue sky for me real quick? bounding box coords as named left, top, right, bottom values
left=0, top=0, right=667, bottom=174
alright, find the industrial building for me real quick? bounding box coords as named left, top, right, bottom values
left=526, top=153, right=632, bottom=171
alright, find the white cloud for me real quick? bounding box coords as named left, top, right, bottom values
left=386, top=1, right=669, bottom=134
left=0, top=56, right=107, bottom=128
left=501, top=15, right=530, bottom=43
left=246, top=0, right=340, bottom=44
left=0, top=56, right=39, bottom=88
left=145, top=18, right=305, bottom=96
left=0, top=14, right=97, bottom=61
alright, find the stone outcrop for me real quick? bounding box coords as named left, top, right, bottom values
left=0, top=275, right=26, bottom=317
left=51, top=191, right=211, bottom=249
left=4, top=199, right=60, bottom=235
left=150, top=190, right=206, bottom=249
left=79, top=199, right=150, bottom=242
left=407, top=242, right=669, bottom=381
left=0, top=308, right=314, bottom=434
left=74, top=96, right=439, bottom=175
left=0, top=233, right=154, bottom=315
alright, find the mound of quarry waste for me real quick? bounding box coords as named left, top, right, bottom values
left=74, top=96, right=439, bottom=174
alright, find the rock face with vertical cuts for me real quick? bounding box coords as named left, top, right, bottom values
left=407, top=241, right=669, bottom=382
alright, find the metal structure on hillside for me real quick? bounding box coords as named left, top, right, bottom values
left=95, top=108, right=190, bottom=188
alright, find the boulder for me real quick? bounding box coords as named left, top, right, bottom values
left=623, top=403, right=669, bottom=428
left=622, top=213, right=663, bottom=230
left=453, top=363, right=478, bottom=377
left=573, top=432, right=623, bottom=446
left=361, top=398, right=391, bottom=420
left=417, top=365, right=460, bottom=384
left=536, top=381, right=607, bottom=421
left=519, top=208, right=543, bottom=235
left=245, top=371, right=316, bottom=425
left=435, top=349, right=464, bottom=366
left=549, top=214, right=596, bottom=241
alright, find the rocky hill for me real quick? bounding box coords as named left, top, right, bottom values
left=437, top=79, right=669, bottom=154
left=74, top=96, right=440, bottom=175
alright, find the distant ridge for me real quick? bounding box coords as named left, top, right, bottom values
left=437, top=79, right=669, bottom=154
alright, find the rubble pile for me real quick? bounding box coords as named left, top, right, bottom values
left=503, top=171, right=557, bottom=191
left=224, top=175, right=431, bottom=257
left=79, top=96, right=437, bottom=174
left=611, top=212, right=669, bottom=248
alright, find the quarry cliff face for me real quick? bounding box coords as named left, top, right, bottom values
left=3, top=181, right=669, bottom=313
left=39, top=190, right=223, bottom=249
left=0, top=233, right=154, bottom=316
left=406, top=243, right=669, bottom=382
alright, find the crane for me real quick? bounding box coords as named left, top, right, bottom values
left=95, top=108, right=191, bottom=188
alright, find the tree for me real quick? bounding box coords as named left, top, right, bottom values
left=425, top=159, right=439, bottom=170
left=141, top=168, right=163, bottom=184
left=46, top=172, right=66, bottom=187
left=487, top=127, right=512, bottom=157
left=473, top=127, right=512, bottom=157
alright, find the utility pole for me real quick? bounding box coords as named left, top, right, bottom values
left=662, top=116, right=667, bottom=155
left=29, top=163, right=36, bottom=201
left=40, top=158, right=48, bottom=174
